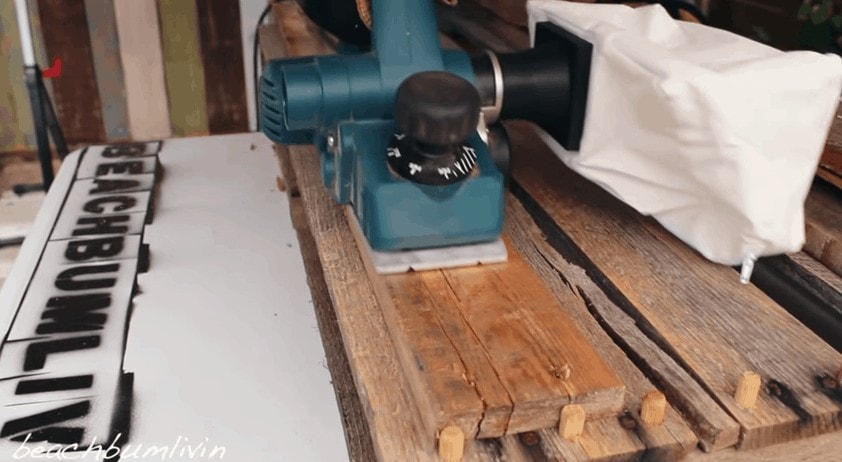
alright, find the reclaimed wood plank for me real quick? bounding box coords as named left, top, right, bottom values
left=438, top=0, right=530, bottom=53
left=751, top=253, right=842, bottom=352
left=439, top=5, right=737, bottom=452
left=376, top=264, right=510, bottom=438
left=0, top=1, right=32, bottom=151
left=804, top=181, right=842, bottom=278
left=364, top=229, right=627, bottom=439
left=196, top=0, right=249, bottom=134
left=279, top=148, right=379, bottom=461
left=472, top=0, right=530, bottom=27
left=278, top=0, right=626, bottom=441
left=288, top=143, right=648, bottom=461
left=272, top=5, right=433, bottom=457
left=273, top=3, right=643, bottom=459
left=114, top=0, right=171, bottom=140
left=470, top=0, right=613, bottom=28
left=438, top=246, right=626, bottom=432
left=440, top=5, right=842, bottom=451
left=286, top=144, right=439, bottom=460
left=37, top=0, right=105, bottom=143
left=818, top=104, right=842, bottom=190
left=273, top=2, right=334, bottom=56
left=0, top=0, right=54, bottom=151
left=685, top=428, right=842, bottom=462
left=159, top=0, right=209, bottom=137
left=507, top=120, right=842, bottom=450
left=789, top=252, right=842, bottom=298
left=506, top=197, right=719, bottom=455
left=85, top=0, right=131, bottom=141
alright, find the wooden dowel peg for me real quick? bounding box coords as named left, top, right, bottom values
left=735, top=371, right=762, bottom=408
left=438, top=425, right=465, bottom=462
left=640, top=390, right=667, bottom=425
left=559, top=404, right=586, bottom=440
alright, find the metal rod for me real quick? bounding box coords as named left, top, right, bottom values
left=13, top=0, right=37, bottom=67
left=14, top=0, right=66, bottom=189
left=39, top=76, right=69, bottom=159
left=24, top=65, right=54, bottom=189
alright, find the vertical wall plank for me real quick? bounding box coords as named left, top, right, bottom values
left=114, top=0, right=171, bottom=141
left=239, top=0, right=267, bottom=131
left=159, top=0, right=208, bottom=137
left=36, top=0, right=105, bottom=143
left=0, top=0, right=58, bottom=151
left=196, top=0, right=249, bottom=134
left=84, top=0, right=130, bottom=141
left=0, top=1, right=35, bottom=151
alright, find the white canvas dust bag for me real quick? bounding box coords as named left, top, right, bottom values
left=527, top=0, right=842, bottom=280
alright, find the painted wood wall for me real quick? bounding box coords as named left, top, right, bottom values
left=0, top=0, right=259, bottom=153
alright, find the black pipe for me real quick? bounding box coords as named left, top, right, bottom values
left=471, top=21, right=591, bottom=151
left=747, top=256, right=842, bottom=352
left=24, top=65, right=54, bottom=190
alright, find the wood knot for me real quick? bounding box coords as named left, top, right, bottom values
left=519, top=431, right=540, bottom=446
left=618, top=410, right=638, bottom=430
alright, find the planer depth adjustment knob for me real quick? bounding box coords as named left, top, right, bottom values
left=387, top=71, right=482, bottom=185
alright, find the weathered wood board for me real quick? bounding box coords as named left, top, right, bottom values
left=85, top=0, right=131, bottom=141
left=440, top=1, right=842, bottom=449
left=269, top=3, right=690, bottom=460
left=159, top=0, right=209, bottom=137
left=805, top=181, right=842, bottom=278
left=0, top=2, right=52, bottom=152
left=818, top=105, right=842, bottom=190
left=354, top=217, right=628, bottom=439
left=283, top=141, right=684, bottom=461
left=196, top=0, right=250, bottom=134
left=269, top=1, right=842, bottom=459
left=750, top=252, right=842, bottom=352
left=508, top=121, right=842, bottom=450
left=114, top=0, right=171, bottom=141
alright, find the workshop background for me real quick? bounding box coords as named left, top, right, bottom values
left=0, top=0, right=838, bottom=155
left=0, top=0, right=266, bottom=154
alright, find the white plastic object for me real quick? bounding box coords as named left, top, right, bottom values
left=527, top=0, right=842, bottom=269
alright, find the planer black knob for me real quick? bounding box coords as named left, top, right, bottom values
left=388, top=71, right=482, bottom=185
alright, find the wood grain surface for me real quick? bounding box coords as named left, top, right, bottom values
left=37, top=0, right=105, bottom=143
left=0, top=1, right=33, bottom=151
left=159, top=0, right=209, bottom=137
left=268, top=1, right=842, bottom=459
left=84, top=0, right=130, bottom=141
left=361, top=226, right=627, bottom=439
left=818, top=105, right=842, bottom=190
left=114, top=0, right=171, bottom=140
left=508, top=121, right=842, bottom=450
left=196, top=0, right=249, bottom=134
left=805, top=181, right=842, bottom=278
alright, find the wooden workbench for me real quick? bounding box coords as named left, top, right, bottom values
left=264, top=2, right=842, bottom=460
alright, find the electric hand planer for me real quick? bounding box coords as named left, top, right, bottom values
left=259, top=0, right=591, bottom=273
left=261, top=0, right=842, bottom=281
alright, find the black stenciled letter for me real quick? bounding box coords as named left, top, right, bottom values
left=24, top=336, right=101, bottom=371
left=15, top=375, right=94, bottom=395
left=102, top=143, right=148, bottom=158
left=36, top=293, right=111, bottom=335
left=83, top=196, right=137, bottom=214
left=1, top=401, right=90, bottom=444
left=54, top=263, right=119, bottom=291
left=65, top=236, right=125, bottom=261
left=95, top=161, right=144, bottom=176
left=90, top=177, right=141, bottom=194
left=72, top=215, right=130, bottom=236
